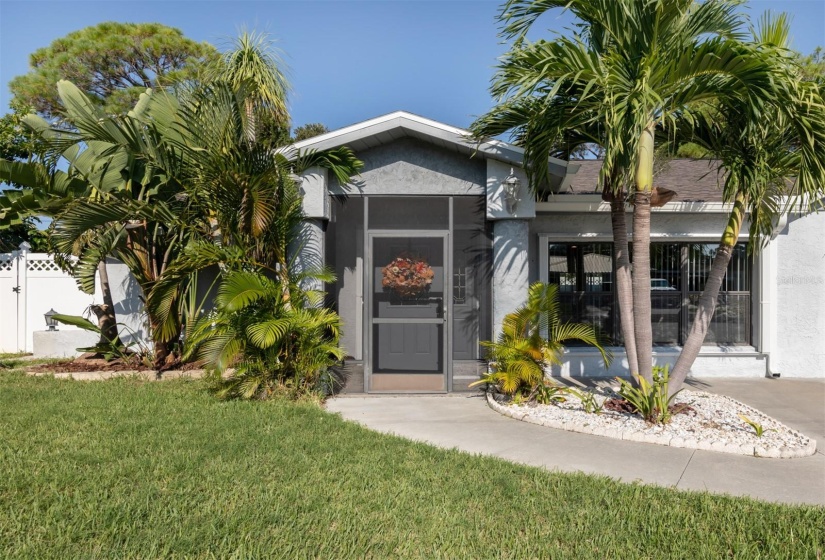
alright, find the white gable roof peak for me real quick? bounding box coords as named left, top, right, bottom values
left=284, top=110, right=569, bottom=176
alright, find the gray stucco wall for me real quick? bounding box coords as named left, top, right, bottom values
left=772, top=210, right=825, bottom=377
left=326, top=198, right=364, bottom=360
left=330, top=137, right=486, bottom=196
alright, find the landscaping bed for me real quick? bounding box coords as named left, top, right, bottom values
left=27, top=354, right=152, bottom=373
left=487, top=387, right=817, bottom=458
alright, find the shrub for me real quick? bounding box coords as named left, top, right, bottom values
left=187, top=270, right=343, bottom=400
left=568, top=387, right=604, bottom=414
left=471, top=282, right=610, bottom=397
left=616, top=365, right=682, bottom=424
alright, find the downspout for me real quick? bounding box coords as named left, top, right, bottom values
left=761, top=211, right=789, bottom=378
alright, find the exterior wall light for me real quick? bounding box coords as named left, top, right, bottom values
left=44, top=308, right=59, bottom=331
left=502, top=168, right=521, bottom=213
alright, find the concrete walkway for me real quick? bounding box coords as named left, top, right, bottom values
left=326, top=378, right=825, bottom=506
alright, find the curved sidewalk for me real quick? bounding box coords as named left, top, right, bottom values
left=326, top=378, right=825, bottom=506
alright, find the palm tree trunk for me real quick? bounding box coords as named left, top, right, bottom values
left=151, top=329, right=174, bottom=373
left=610, top=192, right=638, bottom=376
left=669, top=193, right=746, bottom=394
left=632, top=124, right=656, bottom=383
left=245, top=98, right=256, bottom=144
left=92, top=260, right=119, bottom=346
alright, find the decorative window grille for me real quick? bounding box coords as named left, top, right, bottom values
left=453, top=266, right=467, bottom=304
left=547, top=242, right=752, bottom=346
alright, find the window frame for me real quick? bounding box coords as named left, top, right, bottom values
left=538, top=235, right=754, bottom=347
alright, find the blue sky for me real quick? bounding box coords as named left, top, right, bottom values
left=1, top=0, right=823, bottom=132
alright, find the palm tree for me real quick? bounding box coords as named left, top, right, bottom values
left=667, top=14, right=825, bottom=392
left=1, top=32, right=361, bottom=372
left=0, top=81, right=193, bottom=364
left=472, top=282, right=610, bottom=395
left=143, top=81, right=362, bottom=341
left=185, top=269, right=344, bottom=400
left=209, top=30, right=290, bottom=144
left=471, top=94, right=640, bottom=376
left=473, top=0, right=786, bottom=382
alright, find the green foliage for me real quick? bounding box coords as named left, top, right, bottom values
left=0, top=219, right=48, bottom=252
left=568, top=387, right=604, bottom=414
left=51, top=313, right=138, bottom=362
left=0, top=100, right=43, bottom=162
left=9, top=22, right=218, bottom=119
left=293, top=122, right=329, bottom=142
left=798, top=47, right=825, bottom=83
left=186, top=270, right=344, bottom=400
left=616, top=365, right=682, bottom=424
left=532, top=380, right=568, bottom=404
left=0, top=101, right=52, bottom=250
left=209, top=30, right=290, bottom=127
left=1, top=373, right=824, bottom=557
left=1, top=34, right=362, bottom=370
left=472, top=0, right=786, bottom=196
left=675, top=143, right=710, bottom=159
left=472, top=282, right=610, bottom=396
left=738, top=414, right=774, bottom=438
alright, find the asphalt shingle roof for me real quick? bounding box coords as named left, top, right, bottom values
left=565, top=159, right=725, bottom=202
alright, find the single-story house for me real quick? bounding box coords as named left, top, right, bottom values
left=289, top=111, right=825, bottom=393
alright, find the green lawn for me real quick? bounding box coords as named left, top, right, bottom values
left=1, top=368, right=823, bottom=559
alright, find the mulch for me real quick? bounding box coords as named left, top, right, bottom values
left=27, top=354, right=210, bottom=374
left=28, top=354, right=152, bottom=373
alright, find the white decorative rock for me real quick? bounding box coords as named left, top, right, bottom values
left=485, top=390, right=816, bottom=458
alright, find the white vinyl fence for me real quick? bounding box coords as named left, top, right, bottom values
left=0, top=243, right=99, bottom=353
left=0, top=242, right=149, bottom=356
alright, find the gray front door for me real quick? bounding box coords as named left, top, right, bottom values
left=367, top=234, right=448, bottom=392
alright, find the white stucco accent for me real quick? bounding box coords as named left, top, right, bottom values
left=492, top=220, right=530, bottom=339
left=549, top=347, right=766, bottom=378
left=300, top=166, right=329, bottom=220
left=536, top=196, right=737, bottom=214
left=771, top=211, right=825, bottom=377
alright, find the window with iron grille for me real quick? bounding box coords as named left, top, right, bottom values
left=546, top=242, right=751, bottom=346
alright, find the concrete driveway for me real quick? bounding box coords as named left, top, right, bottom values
left=326, top=378, right=825, bottom=506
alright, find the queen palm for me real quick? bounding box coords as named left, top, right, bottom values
left=473, top=0, right=787, bottom=383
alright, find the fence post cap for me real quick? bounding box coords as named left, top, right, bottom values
left=18, top=241, right=31, bottom=252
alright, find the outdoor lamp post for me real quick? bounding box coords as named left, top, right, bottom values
left=502, top=168, right=521, bottom=213
left=44, top=308, right=59, bottom=331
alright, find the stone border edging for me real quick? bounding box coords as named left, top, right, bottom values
left=485, top=391, right=817, bottom=458
left=26, top=369, right=207, bottom=381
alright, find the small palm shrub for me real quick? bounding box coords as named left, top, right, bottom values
left=738, top=414, right=774, bottom=437
left=186, top=270, right=343, bottom=400
left=568, top=388, right=605, bottom=414
left=616, top=365, right=683, bottom=424
left=471, top=282, right=610, bottom=398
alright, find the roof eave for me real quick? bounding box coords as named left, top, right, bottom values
left=281, top=111, right=568, bottom=177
